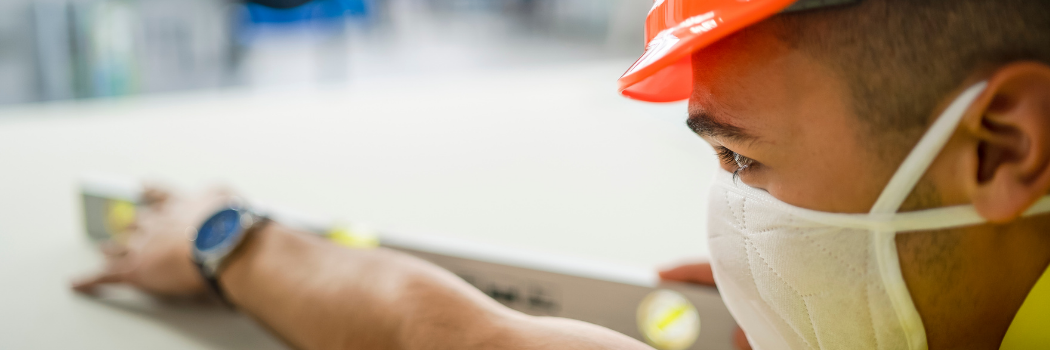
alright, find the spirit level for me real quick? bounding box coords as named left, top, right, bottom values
left=80, top=177, right=737, bottom=350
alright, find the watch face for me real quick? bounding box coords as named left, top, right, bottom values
left=195, top=209, right=242, bottom=251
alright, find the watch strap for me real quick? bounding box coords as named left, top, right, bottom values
left=195, top=215, right=271, bottom=307
left=197, top=261, right=234, bottom=306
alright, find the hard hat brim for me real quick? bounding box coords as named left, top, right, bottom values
left=618, top=0, right=797, bottom=103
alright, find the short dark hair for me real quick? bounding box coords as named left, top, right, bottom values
left=770, top=0, right=1050, bottom=162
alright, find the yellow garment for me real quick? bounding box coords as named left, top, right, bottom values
left=1000, top=263, right=1050, bottom=350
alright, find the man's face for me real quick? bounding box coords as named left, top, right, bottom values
left=688, top=25, right=896, bottom=213
left=686, top=14, right=1050, bottom=350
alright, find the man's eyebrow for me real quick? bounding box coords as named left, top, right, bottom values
left=686, top=110, right=756, bottom=142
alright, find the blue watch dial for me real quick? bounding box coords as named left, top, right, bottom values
left=195, top=209, right=243, bottom=251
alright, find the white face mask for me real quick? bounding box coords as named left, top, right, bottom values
left=707, top=82, right=1050, bottom=350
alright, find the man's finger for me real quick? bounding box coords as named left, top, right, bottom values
left=141, top=184, right=172, bottom=207
left=71, top=271, right=126, bottom=294
left=734, top=327, right=752, bottom=350
left=658, top=262, right=715, bottom=286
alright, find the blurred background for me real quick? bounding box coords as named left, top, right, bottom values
left=0, top=2, right=725, bottom=348
left=0, top=0, right=651, bottom=104
left=0, top=1, right=722, bottom=348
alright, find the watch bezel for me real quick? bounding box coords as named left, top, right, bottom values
left=192, top=207, right=260, bottom=277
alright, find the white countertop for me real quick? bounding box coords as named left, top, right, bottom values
left=0, top=60, right=717, bottom=349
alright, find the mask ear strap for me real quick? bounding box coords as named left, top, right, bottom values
left=869, top=81, right=988, bottom=215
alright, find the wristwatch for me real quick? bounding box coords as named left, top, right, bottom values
left=191, top=206, right=269, bottom=305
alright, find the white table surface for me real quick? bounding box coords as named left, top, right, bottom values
left=0, top=60, right=718, bottom=349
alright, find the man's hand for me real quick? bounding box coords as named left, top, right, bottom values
left=659, top=262, right=752, bottom=350
left=72, top=186, right=235, bottom=298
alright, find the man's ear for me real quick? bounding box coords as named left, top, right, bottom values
left=968, top=62, right=1050, bottom=223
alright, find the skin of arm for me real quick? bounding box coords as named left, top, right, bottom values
left=223, top=222, right=653, bottom=350
left=73, top=187, right=653, bottom=350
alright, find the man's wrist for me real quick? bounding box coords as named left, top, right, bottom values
left=216, top=221, right=283, bottom=308
left=189, top=206, right=271, bottom=306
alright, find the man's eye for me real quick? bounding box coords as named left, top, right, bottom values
left=715, top=146, right=737, bottom=165
left=714, top=146, right=756, bottom=174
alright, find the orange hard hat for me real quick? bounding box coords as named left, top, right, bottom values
left=618, top=0, right=861, bottom=103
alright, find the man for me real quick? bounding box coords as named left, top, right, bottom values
left=73, top=0, right=1050, bottom=349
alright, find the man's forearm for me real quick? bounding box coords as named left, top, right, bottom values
left=219, top=223, right=511, bottom=350
left=218, top=223, right=652, bottom=350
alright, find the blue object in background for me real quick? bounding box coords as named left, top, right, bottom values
left=245, top=0, right=369, bottom=25
left=236, top=0, right=372, bottom=45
